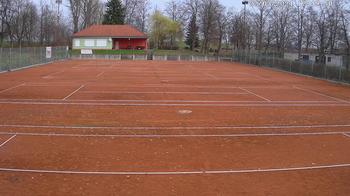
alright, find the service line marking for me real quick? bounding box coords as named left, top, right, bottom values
left=343, top=133, right=350, bottom=138
left=0, top=124, right=350, bottom=130
left=63, top=85, right=86, bottom=100
left=42, top=70, right=65, bottom=79
left=0, top=131, right=346, bottom=138
left=294, top=86, right=350, bottom=103
left=0, top=83, right=25, bottom=94
left=204, top=73, right=219, bottom=80
left=239, top=87, right=272, bottom=102
left=0, top=163, right=350, bottom=176
left=0, top=135, right=16, bottom=148
left=96, top=71, right=105, bottom=78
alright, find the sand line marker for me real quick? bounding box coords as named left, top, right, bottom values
left=80, top=91, right=250, bottom=95
left=0, top=101, right=349, bottom=107
left=0, top=124, right=350, bottom=130
left=0, top=135, right=16, bottom=148
left=239, top=87, right=272, bottom=102
left=294, top=86, right=350, bottom=104
left=96, top=71, right=105, bottom=78
left=0, top=83, right=25, bottom=94
left=63, top=85, right=86, bottom=100
left=0, top=131, right=347, bottom=138
left=343, top=133, right=350, bottom=138
left=0, top=163, right=350, bottom=176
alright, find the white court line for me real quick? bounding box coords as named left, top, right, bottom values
left=22, top=84, right=293, bottom=89
left=239, top=87, right=272, bottom=102
left=80, top=91, right=250, bottom=95
left=0, top=99, right=339, bottom=103
left=239, top=73, right=272, bottom=82
left=0, top=163, right=349, bottom=176
left=96, top=71, right=105, bottom=78
left=0, top=101, right=348, bottom=107
left=343, top=133, right=350, bottom=138
left=0, top=83, right=25, bottom=94
left=0, top=131, right=346, bottom=138
left=0, top=135, right=16, bottom=148
left=63, top=85, right=86, bottom=100
left=294, top=86, right=350, bottom=103
left=42, top=70, right=65, bottom=79
left=204, top=73, right=219, bottom=80
left=0, top=124, right=349, bottom=130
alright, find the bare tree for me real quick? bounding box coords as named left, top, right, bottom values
left=304, top=6, right=316, bottom=52
left=271, top=1, right=293, bottom=56
left=340, top=5, right=350, bottom=69
left=250, top=0, right=271, bottom=51
left=215, top=5, right=227, bottom=55
left=199, top=0, right=221, bottom=54
left=293, top=0, right=308, bottom=59
left=314, top=2, right=329, bottom=64
left=0, top=0, right=12, bottom=46
left=134, top=0, right=149, bottom=32
left=81, top=0, right=101, bottom=28
left=165, top=0, right=186, bottom=49
left=68, top=0, right=82, bottom=33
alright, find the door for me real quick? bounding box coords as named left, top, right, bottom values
left=114, top=41, right=119, bottom=50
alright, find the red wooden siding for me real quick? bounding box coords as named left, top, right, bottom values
left=113, top=38, right=147, bottom=50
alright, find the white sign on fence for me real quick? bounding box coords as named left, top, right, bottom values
left=46, top=47, right=52, bottom=59
left=81, top=49, right=93, bottom=55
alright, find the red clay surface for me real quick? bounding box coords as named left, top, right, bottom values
left=0, top=59, right=350, bottom=195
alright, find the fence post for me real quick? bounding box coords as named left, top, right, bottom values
left=9, top=47, right=12, bottom=71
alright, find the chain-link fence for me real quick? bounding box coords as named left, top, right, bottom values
left=0, top=46, right=69, bottom=72
left=233, top=50, right=350, bottom=84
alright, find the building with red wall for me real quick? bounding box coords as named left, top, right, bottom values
left=72, top=25, right=147, bottom=50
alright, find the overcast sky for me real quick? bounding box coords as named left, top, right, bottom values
left=37, top=0, right=243, bottom=15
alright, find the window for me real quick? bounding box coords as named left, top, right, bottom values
left=96, top=39, right=107, bottom=47
left=74, top=39, right=80, bottom=47
left=328, top=57, right=332, bottom=62
left=84, top=39, right=95, bottom=47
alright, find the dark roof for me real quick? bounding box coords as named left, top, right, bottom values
left=73, top=25, right=147, bottom=38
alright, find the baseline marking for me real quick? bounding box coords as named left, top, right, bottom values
left=0, top=101, right=348, bottom=107
left=0, top=131, right=346, bottom=138
left=63, top=85, right=86, bottom=100
left=239, top=87, right=272, bottom=102
left=0, top=124, right=349, bottom=130
left=0, top=135, right=16, bottom=148
left=0, top=163, right=349, bottom=176
left=0, top=99, right=339, bottom=104
left=0, top=83, right=25, bottom=94
left=80, top=91, right=250, bottom=95
left=294, top=86, right=350, bottom=103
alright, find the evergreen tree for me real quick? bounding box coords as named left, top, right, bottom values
left=102, top=0, right=125, bottom=25
left=185, top=13, right=199, bottom=50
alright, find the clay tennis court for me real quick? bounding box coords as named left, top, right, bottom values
left=0, top=59, right=350, bottom=195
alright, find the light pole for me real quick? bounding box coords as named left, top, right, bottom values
left=55, top=0, right=62, bottom=45
left=242, top=1, right=248, bottom=50
left=56, top=0, right=62, bottom=24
